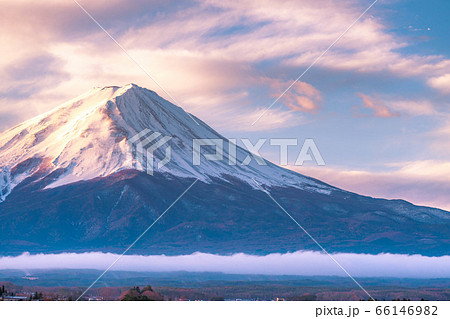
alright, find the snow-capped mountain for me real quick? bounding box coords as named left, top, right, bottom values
left=0, top=84, right=329, bottom=202
left=0, top=84, right=449, bottom=256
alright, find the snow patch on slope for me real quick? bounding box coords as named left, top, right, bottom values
left=0, top=168, right=11, bottom=202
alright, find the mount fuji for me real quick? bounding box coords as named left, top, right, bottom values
left=0, top=84, right=449, bottom=256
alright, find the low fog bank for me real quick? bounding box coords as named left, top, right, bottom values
left=0, top=251, right=449, bottom=278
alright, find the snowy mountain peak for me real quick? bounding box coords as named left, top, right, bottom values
left=0, top=84, right=331, bottom=202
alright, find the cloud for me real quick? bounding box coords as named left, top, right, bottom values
left=292, top=161, right=450, bottom=211
left=428, top=118, right=450, bottom=153
left=0, top=54, right=70, bottom=100
left=0, top=111, right=21, bottom=133
left=388, top=99, right=436, bottom=116
left=1, top=251, right=450, bottom=278
left=427, top=74, right=450, bottom=94
left=0, top=0, right=449, bottom=132
left=222, top=107, right=303, bottom=132
left=355, top=93, right=400, bottom=118
left=354, top=93, right=436, bottom=118
left=266, top=79, right=322, bottom=113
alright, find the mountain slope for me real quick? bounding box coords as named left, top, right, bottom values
left=0, top=84, right=449, bottom=256
left=0, top=84, right=329, bottom=197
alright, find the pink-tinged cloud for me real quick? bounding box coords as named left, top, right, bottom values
left=354, top=94, right=437, bottom=118
left=356, top=93, right=400, bottom=118
left=292, top=161, right=450, bottom=212
left=267, top=79, right=322, bottom=113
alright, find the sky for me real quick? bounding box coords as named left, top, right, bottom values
left=0, top=0, right=449, bottom=210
